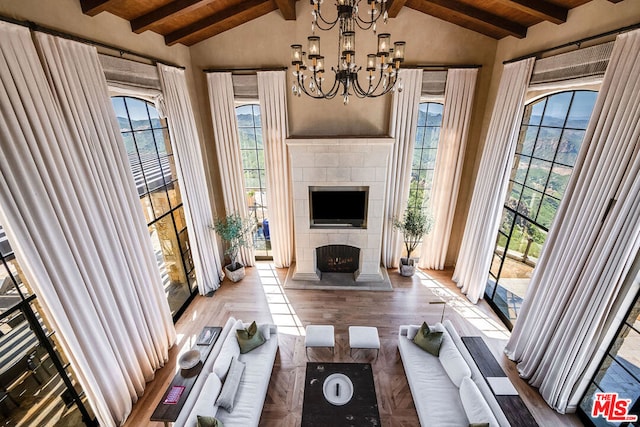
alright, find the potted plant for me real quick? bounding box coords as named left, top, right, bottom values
left=393, top=206, right=433, bottom=277
left=212, top=213, right=256, bottom=282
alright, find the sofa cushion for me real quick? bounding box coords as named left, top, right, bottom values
left=413, top=322, right=443, bottom=356
left=213, top=320, right=243, bottom=380
left=460, top=377, right=499, bottom=427
left=196, top=415, right=224, bottom=427
left=438, top=327, right=472, bottom=388
left=236, top=321, right=267, bottom=354
left=184, top=373, right=222, bottom=427
left=216, top=357, right=246, bottom=412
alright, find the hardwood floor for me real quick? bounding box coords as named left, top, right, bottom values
left=123, top=263, right=584, bottom=427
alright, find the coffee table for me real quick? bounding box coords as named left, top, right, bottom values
left=302, top=362, right=380, bottom=426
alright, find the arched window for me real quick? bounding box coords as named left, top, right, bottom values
left=235, top=104, right=271, bottom=259
left=111, top=96, right=196, bottom=319
left=485, top=90, right=598, bottom=327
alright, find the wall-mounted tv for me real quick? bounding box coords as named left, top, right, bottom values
left=309, top=186, right=368, bottom=228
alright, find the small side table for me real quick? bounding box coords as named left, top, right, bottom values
left=349, top=326, right=380, bottom=359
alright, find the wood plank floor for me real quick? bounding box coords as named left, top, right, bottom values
left=123, top=263, right=584, bottom=427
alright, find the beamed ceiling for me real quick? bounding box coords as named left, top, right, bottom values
left=79, top=0, right=605, bottom=46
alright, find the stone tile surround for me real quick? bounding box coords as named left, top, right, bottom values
left=286, top=137, right=393, bottom=282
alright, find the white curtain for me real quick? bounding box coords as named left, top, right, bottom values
left=452, top=58, right=535, bottom=303
left=420, top=68, right=478, bottom=270
left=206, top=72, right=255, bottom=266
left=0, top=23, right=176, bottom=427
left=257, top=71, right=293, bottom=268
left=382, top=68, right=423, bottom=268
left=158, top=64, right=224, bottom=294
left=505, top=29, right=640, bottom=413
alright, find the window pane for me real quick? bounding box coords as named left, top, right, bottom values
left=556, top=129, right=585, bottom=167
left=236, top=105, right=255, bottom=126
left=239, top=128, right=256, bottom=149
left=520, top=187, right=542, bottom=217
left=154, top=129, right=170, bottom=156
left=566, top=91, right=597, bottom=129
left=150, top=188, right=170, bottom=219
left=424, top=127, right=440, bottom=148
left=499, top=209, right=515, bottom=235
left=524, top=98, right=546, bottom=126
left=112, top=97, right=130, bottom=131
left=125, top=98, right=151, bottom=128
left=242, top=150, right=258, bottom=169
left=167, top=180, right=182, bottom=209
left=506, top=182, right=523, bottom=207
left=415, top=126, right=426, bottom=148
left=420, top=148, right=437, bottom=170
left=139, top=194, right=154, bottom=224
left=541, top=92, right=572, bottom=127
left=512, top=155, right=530, bottom=184
left=121, top=132, right=137, bottom=156
left=253, top=105, right=262, bottom=127
left=547, top=164, right=572, bottom=199
left=525, top=158, right=552, bottom=192
left=426, top=103, right=443, bottom=125
left=533, top=127, right=562, bottom=161
left=417, top=103, right=428, bottom=126
left=537, top=195, right=559, bottom=229
left=173, top=207, right=186, bottom=233
left=518, top=125, right=538, bottom=157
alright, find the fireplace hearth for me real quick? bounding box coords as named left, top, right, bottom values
left=316, top=245, right=360, bottom=273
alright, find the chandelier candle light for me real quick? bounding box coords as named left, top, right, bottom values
left=291, top=0, right=405, bottom=104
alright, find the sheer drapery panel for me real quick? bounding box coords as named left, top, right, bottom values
left=257, top=71, right=293, bottom=268
left=420, top=68, right=478, bottom=270
left=382, top=69, right=424, bottom=268
left=452, top=58, right=535, bottom=303
left=158, top=64, right=224, bottom=294
left=206, top=72, right=255, bottom=267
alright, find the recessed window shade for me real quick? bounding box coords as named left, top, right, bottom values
left=421, top=70, right=447, bottom=96
left=530, top=41, right=614, bottom=86
left=98, top=54, right=161, bottom=90
left=232, top=74, right=259, bottom=100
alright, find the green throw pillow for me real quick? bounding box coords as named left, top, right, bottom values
left=236, top=321, right=267, bottom=354
left=412, top=322, right=443, bottom=356
left=196, top=415, right=223, bottom=427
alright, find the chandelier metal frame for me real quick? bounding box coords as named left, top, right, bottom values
left=290, top=0, right=405, bottom=104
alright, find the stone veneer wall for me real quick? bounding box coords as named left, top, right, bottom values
left=286, top=137, right=393, bottom=281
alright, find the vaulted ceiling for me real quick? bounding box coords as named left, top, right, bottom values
left=79, top=0, right=601, bottom=46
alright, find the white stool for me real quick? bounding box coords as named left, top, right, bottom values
left=349, top=326, right=380, bottom=359
left=305, top=325, right=335, bottom=358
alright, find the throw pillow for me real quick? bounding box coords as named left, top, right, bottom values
left=412, top=322, right=443, bottom=357
left=469, top=424, right=490, bottom=427
left=196, top=415, right=224, bottom=427
left=189, top=374, right=222, bottom=421
left=212, top=320, right=242, bottom=380
left=438, top=329, right=472, bottom=387
left=215, top=356, right=246, bottom=412
left=236, top=321, right=267, bottom=354
left=459, top=377, right=499, bottom=427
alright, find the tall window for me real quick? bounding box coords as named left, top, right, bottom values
left=0, top=225, right=96, bottom=426
left=486, top=90, right=598, bottom=327
left=409, top=102, right=443, bottom=211
left=111, top=97, right=195, bottom=319
left=579, top=292, right=640, bottom=426
left=236, top=104, right=271, bottom=259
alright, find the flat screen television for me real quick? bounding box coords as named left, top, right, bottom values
left=309, top=186, right=368, bottom=228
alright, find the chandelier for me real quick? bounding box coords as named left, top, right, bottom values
left=290, top=0, right=405, bottom=104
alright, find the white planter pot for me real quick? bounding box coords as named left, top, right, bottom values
left=399, top=258, right=416, bottom=277
left=225, top=264, right=246, bottom=282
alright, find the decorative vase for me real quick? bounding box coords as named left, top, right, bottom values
left=225, top=264, right=246, bottom=282
left=399, top=257, right=416, bottom=277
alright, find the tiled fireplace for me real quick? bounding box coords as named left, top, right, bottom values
left=286, top=137, right=393, bottom=282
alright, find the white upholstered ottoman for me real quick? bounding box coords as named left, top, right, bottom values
left=349, top=326, right=380, bottom=359
left=305, top=325, right=335, bottom=358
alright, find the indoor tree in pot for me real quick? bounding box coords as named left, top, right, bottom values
left=212, top=213, right=256, bottom=282
left=393, top=206, right=433, bottom=277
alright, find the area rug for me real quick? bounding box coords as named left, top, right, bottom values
left=284, top=263, right=393, bottom=291
left=302, top=362, right=380, bottom=427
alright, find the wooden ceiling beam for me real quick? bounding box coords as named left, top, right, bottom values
left=165, top=0, right=274, bottom=46
left=273, top=0, right=297, bottom=20
left=131, top=0, right=215, bottom=34
left=418, top=0, right=527, bottom=39
left=496, top=0, right=567, bottom=25
left=80, top=0, right=118, bottom=16
left=387, top=0, right=408, bottom=18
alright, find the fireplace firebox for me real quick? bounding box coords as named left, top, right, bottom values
left=316, top=245, right=360, bottom=273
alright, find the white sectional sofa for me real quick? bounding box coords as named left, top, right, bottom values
left=174, top=316, right=278, bottom=427
left=398, top=320, right=510, bottom=427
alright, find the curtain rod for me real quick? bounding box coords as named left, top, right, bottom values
left=0, top=14, right=185, bottom=70
left=504, top=22, right=640, bottom=64
left=409, top=64, right=482, bottom=70
left=204, top=67, right=289, bottom=74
